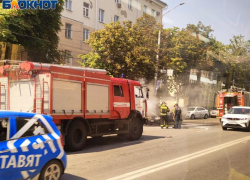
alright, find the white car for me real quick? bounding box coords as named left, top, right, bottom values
left=221, top=106, right=250, bottom=131
left=186, top=106, right=209, bottom=119
left=210, top=108, right=217, bottom=118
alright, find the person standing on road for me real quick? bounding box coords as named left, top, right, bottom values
left=174, top=103, right=182, bottom=129
left=158, top=102, right=170, bottom=129
left=171, top=108, right=175, bottom=128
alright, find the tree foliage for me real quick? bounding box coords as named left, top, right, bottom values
left=0, top=0, right=64, bottom=63
left=223, top=35, right=250, bottom=89
left=157, top=22, right=225, bottom=98
left=80, top=13, right=250, bottom=95
left=80, top=14, right=160, bottom=81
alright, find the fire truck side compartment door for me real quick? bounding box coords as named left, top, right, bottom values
left=86, top=83, right=109, bottom=114
left=9, top=80, right=35, bottom=112
left=52, top=79, right=82, bottom=114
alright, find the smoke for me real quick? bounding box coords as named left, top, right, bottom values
left=146, top=82, right=159, bottom=117
left=144, top=71, right=221, bottom=117
left=145, top=82, right=177, bottom=117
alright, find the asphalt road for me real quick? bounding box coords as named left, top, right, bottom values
left=62, top=118, right=250, bottom=180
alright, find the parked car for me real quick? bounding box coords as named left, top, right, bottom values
left=0, top=111, right=67, bottom=180
left=186, top=106, right=209, bottom=119
left=146, top=115, right=161, bottom=125
left=146, top=111, right=174, bottom=126
left=210, top=108, right=217, bottom=118
left=221, top=106, right=250, bottom=131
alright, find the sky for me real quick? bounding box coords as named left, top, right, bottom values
left=161, top=0, right=250, bottom=45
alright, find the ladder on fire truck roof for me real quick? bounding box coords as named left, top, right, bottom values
left=0, top=60, right=107, bottom=74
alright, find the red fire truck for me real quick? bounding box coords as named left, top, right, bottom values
left=216, top=88, right=250, bottom=119
left=0, top=60, right=148, bottom=151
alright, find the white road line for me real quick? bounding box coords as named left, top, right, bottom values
left=196, top=128, right=209, bottom=132
left=107, top=136, right=250, bottom=180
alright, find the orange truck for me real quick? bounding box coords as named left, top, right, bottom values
left=0, top=60, right=149, bottom=151
left=216, top=89, right=250, bottom=119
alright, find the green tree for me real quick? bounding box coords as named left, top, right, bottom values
left=224, top=35, right=250, bottom=90
left=157, top=22, right=225, bottom=100
left=0, top=0, right=64, bottom=63
left=79, top=14, right=159, bottom=81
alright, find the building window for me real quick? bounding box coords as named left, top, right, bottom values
left=65, top=50, right=72, bottom=65
left=83, top=29, right=89, bottom=42
left=65, top=23, right=72, bottom=38
left=83, top=2, right=89, bottom=17
left=128, top=0, right=132, bottom=10
left=143, top=5, right=147, bottom=13
left=99, top=9, right=104, bottom=23
left=151, top=9, right=156, bottom=17
left=65, top=0, right=72, bottom=11
left=114, top=15, right=119, bottom=22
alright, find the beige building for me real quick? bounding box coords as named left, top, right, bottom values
left=58, top=0, right=167, bottom=66
left=0, top=43, right=27, bottom=61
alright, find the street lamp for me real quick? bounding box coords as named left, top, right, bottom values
left=155, top=3, right=185, bottom=96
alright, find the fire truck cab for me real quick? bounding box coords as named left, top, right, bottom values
left=0, top=60, right=148, bottom=151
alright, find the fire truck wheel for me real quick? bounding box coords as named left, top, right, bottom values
left=65, top=120, right=87, bottom=151
left=127, top=117, right=143, bottom=140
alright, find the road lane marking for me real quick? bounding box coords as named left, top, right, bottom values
left=107, top=136, right=250, bottom=180
left=196, top=128, right=208, bottom=132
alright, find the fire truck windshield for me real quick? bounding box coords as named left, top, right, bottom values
left=228, top=108, right=250, bottom=114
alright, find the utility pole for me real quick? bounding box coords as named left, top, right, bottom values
left=155, top=3, right=185, bottom=96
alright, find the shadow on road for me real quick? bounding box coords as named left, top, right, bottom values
left=62, top=173, right=87, bottom=180
left=147, top=118, right=220, bottom=128
left=67, top=135, right=165, bottom=155
left=224, top=128, right=250, bottom=132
